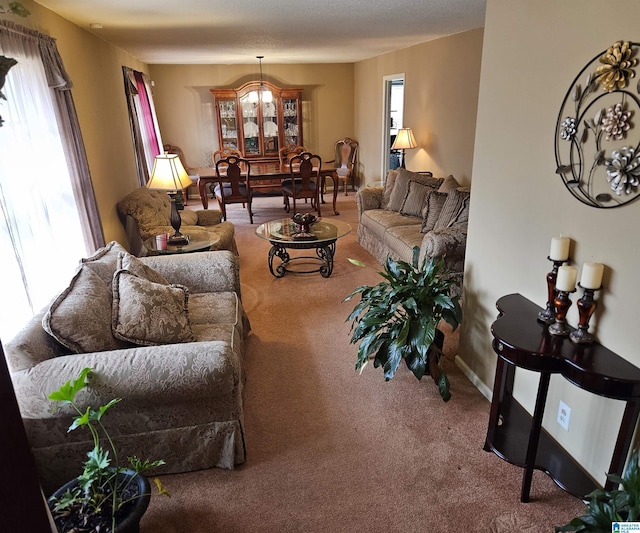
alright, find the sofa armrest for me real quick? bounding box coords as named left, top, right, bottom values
left=196, top=209, right=222, bottom=226
left=12, top=341, right=240, bottom=419
left=141, top=250, right=241, bottom=295
left=420, top=225, right=468, bottom=264
left=355, top=187, right=383, bottom=217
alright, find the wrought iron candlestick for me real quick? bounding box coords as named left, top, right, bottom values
left=569, top=284, right=601, bottom=344
left=538, top=257, right=566, bottom=324
left=548, top=289, right=575, bottom=336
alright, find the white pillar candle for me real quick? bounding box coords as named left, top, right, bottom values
left=580, top=262, right=604, bottom=289
left=556, top=265, right=578, bottom=292
left=549, top=237, right=570, bottom=261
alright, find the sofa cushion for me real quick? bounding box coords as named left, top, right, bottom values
left=360, top=209, right=421, bottom=241
left=42, top=265, right=129, bottom=353
left=438, top=175, right=460, bottom=193
left=434, top=188, right=471, bottom=230
left=112, top=269, right=195, bottom=346
left=421, top=191, right=449, bottom=233
left=400, top=180, right=434, bottom=218
left=81, top=241, right=128, bottom=288
left=383, top=224, right=426, bottom=262
left=117, top=251, right=169, bottom=285
left=386, top=169, right=442, bottom=212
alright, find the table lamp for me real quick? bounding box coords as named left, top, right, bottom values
left=147, top=154, right=194, bottom=245
left=391, top=127, right=418, bottom=169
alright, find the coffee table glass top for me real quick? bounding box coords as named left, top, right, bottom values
left=255, top=218, right=351, bottom=244
left=144, top=235, right=218, bottom=254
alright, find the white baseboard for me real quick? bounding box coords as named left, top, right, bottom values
left=454, top=355, right=493, bottom=402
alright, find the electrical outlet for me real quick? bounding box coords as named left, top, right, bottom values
left=557, top=401, right=571, bottom=431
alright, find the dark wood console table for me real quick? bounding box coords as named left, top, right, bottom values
left=484, top=293, right=640, bottom=502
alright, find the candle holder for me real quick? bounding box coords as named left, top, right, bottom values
left=538, top=257, right=566, bottom=324
left=548, top=289, right=575, bottom=336
left=569, top=284, right=601, bottom=344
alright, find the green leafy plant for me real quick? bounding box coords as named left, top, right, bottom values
left=344, top=246, right=462, bottom=401
left=556, top=448, right=640, bottom=532
left=47, top=367, right=169, bottom=532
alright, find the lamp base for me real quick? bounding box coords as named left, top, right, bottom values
left=168, top=233, right=189, bottom=245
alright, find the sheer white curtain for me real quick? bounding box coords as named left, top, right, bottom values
left=0, top=27, right=88, bottom=341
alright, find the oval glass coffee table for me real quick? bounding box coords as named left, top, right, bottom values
left=255, top=218, right=351, bottom=277
left=144, top=235, right=219, bottom=255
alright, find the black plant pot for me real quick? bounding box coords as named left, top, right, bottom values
left=48, top=469, right=151, bottom=533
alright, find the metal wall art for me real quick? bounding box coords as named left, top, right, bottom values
left=555, top=41, right=640, bottom=208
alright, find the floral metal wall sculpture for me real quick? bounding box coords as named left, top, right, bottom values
left=555, top=41, right=640, bottom=208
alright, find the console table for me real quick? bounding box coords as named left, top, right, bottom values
left=484, top=293, right=640, bottom=502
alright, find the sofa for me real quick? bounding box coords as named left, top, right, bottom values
left=356, top=168, right=469, bottom=283
left=117, top=187, right=238, bottom=257
left=5, top=241, right=250, bottom=493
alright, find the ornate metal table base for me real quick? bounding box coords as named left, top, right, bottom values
left=267, top=240, right=336, bottom=278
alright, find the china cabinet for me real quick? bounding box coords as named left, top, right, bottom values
left=211, top=81, right=303, bottom=162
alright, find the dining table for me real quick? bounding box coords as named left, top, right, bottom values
left=192, top=161, right=342, bottom=215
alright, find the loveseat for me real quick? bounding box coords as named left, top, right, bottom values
left=356, top=168, right=469, bottom=283
left=117, top=187, right=237, bottom=257
left=5, top=241, right=250, bottom=493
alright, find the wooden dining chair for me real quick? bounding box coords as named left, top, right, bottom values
left=214, top=156, right=253, bottom=224
left=213, top=147, right=242, bottom=166
left=278, top=144, right=306, bottom=166
left=282, top=152, right=321, bottom=217
left=326, top=137, right=358, bottom=195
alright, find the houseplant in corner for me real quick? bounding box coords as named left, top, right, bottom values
left=556, top=448, right=640, bottom=532
left=47, top=367, right=169, bottom=533
left=344, top=246, right=462, bottom=401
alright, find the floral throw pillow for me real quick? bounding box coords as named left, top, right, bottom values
left=112, top=269, right=194, bottom=346
left=117, top=251, right=169, bottom=285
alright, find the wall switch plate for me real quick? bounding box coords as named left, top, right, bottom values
left=557, top=400, right=571, bottom=431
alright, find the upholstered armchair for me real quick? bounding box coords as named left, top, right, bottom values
left=117, top=187, right=238, bottom=256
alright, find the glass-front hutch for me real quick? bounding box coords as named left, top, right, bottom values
left=211, top=81, right=303, bottom=162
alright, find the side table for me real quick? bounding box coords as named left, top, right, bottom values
left=144, top=235, right=219, bottom=255
left=484, top=293, right=640, bottom=502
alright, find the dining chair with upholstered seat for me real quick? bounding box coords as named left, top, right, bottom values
left=327, top=137, right=358, bottom=195
left=278, top=144, right=306, bottom=166
left=282, top=152, right=321, bottom=217
left=213, top=147, right=242, bottom=166
left=214, top=155, right=253, bottom=224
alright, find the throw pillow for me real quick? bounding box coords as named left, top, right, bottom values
left=382, top=169, right=400, bottom=209
left=112, top=269, right=194, bottom=346
left=42, top=265, right=130, bottom=353
left=81, top=241, right=128, bottom=288
left=434, top=188, right=471, bottom=230
left=438, top=175, right=460, bottom=193
left=421, top=191, right=449, bottom=233
left=386, top=168, right=442, bottom=212
left=117, top=251, right=169, bottom=285
left=400, top=180, right=433, bottom=218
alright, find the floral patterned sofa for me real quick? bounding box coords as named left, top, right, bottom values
left=5, top=241, right=250, bottom=493
left=117, top=187, right=237, bottom=256
left=356, top=168, right=469, bottom=284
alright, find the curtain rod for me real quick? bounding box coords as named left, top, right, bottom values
left=0, top=20, right=56, bottom=44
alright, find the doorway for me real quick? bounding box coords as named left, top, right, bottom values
left=382, top=74, right=405, bottom=180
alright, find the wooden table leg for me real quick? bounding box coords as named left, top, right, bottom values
left=331, top=171, right=339, bottom=215
left=198, top=177, right=209, bottom=209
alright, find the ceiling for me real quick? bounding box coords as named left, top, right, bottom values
left=34, top=0, right=486, bottom=64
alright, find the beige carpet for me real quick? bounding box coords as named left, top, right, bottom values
left=141, top=191, right=585, bottom=532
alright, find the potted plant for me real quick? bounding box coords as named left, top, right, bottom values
left=344, top=246, right=462, bottom=401
left=556, top=448, right=640, bottom=532
left=47, top=367, right=169, bottom=533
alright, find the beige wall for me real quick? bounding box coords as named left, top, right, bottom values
left=354, top=29, right=484, bottom=187
left=6, top=0, right=148, bottom=248
left=148, top=63, right=354, bottom=173
left=460, top=0, right=640, bottom=483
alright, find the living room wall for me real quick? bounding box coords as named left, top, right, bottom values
left=353, top=28, right=483, bottom=187
left=459, top=0, right=640, bottom=483
left=148, top=63, right=354, bottom=177
left=5, top=0, right=148, bottom=247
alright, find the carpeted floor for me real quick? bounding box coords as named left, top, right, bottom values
left=140, top=191, right=585, bottom=532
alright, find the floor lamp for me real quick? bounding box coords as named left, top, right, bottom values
left=391, top=127, right=418, bottom=169
left=147, top=154, right=194, bottom=245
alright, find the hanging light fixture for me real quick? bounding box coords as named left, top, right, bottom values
left=257, top=55, right=273, bottom=103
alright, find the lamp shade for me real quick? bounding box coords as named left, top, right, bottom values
left=147, top=154, right=193, bottom=191
left=392, top=128, right=418, bottom=150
